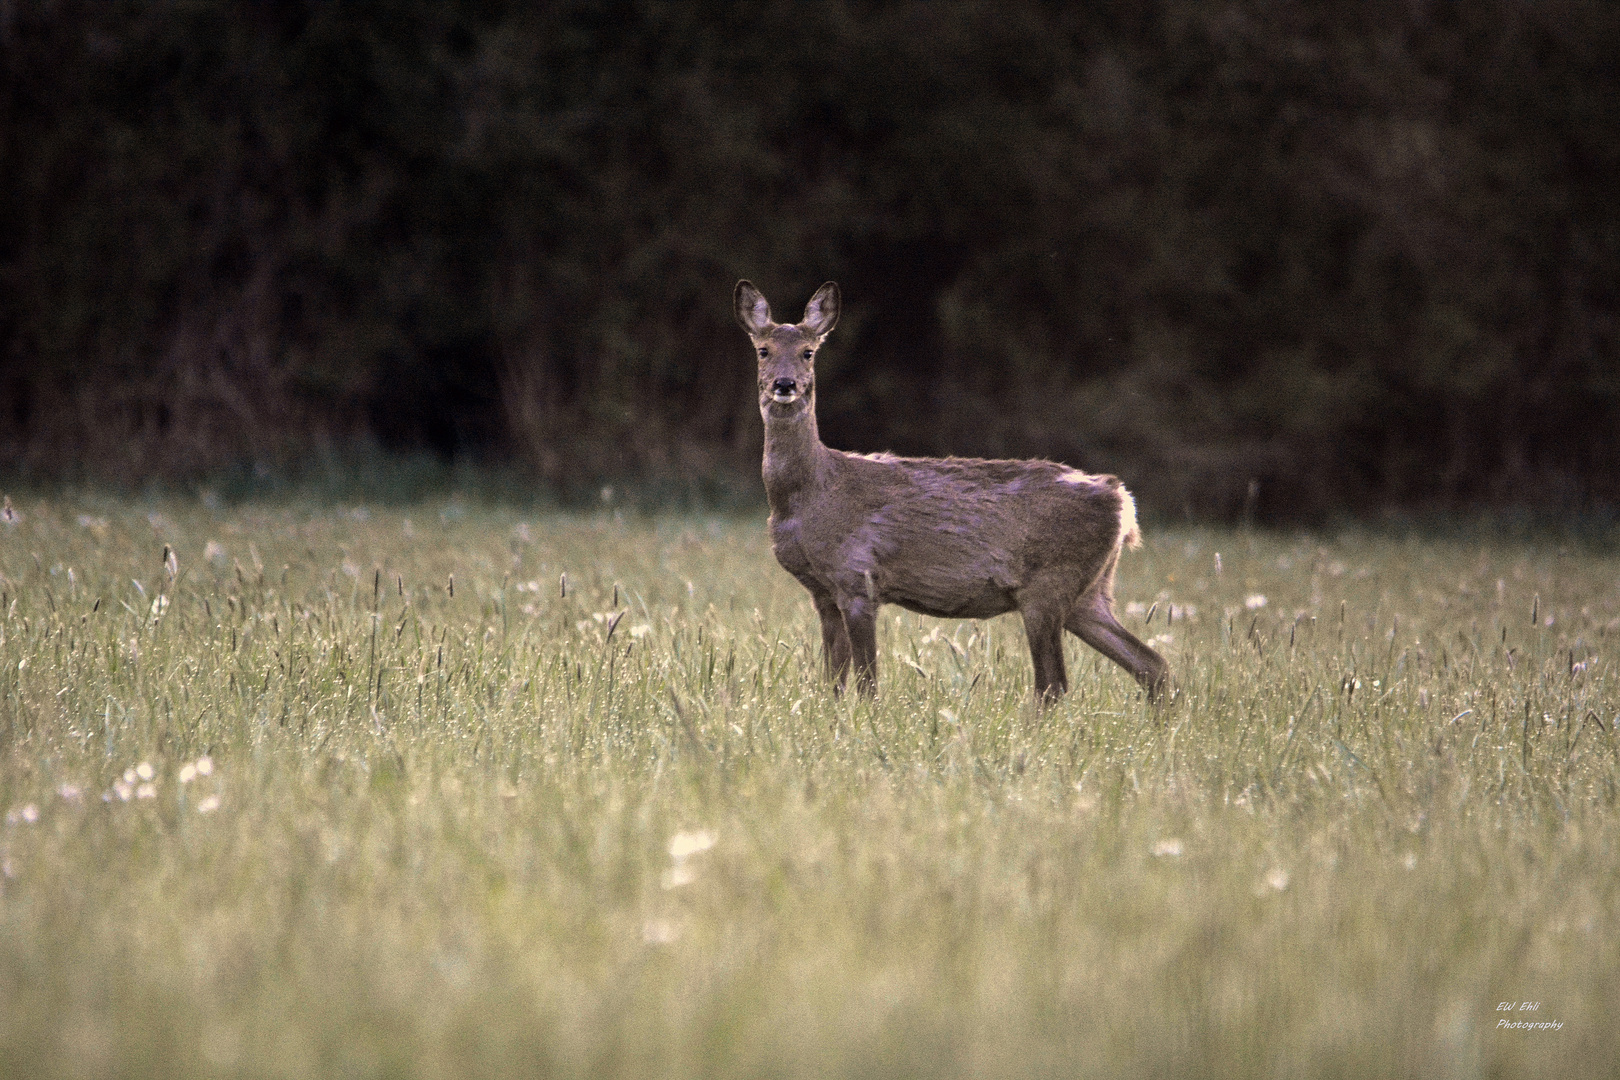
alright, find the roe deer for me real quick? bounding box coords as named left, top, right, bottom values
left=736, top=279, right=1169, bottom=704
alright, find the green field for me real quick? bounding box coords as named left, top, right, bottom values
left=0, top=495, right=1615, bottom=1078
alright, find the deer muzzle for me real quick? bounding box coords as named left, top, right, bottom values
left=770, top=377, right=801, bottom=404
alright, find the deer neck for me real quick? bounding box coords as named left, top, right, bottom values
left=761, top=397, right=828, bottom=509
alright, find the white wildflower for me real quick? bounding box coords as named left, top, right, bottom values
left=1244, top=594, right=1268, bottom=610
left=668, top=830, right=716, bottom=860
left=1152, top=838, right=1185, bottom=858
left=663, top=829, right=717, bottom=889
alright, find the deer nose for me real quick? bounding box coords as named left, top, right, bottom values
left=771, top=377, right=797, bottom=396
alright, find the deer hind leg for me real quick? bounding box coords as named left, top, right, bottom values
left=1065, top=587, right=1170, bottom=702
left=811, top=590, right=853, bottom=690
left=837, top=595, right=879, bottom=696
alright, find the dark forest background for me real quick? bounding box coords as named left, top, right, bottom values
left=2, top=1, right=1616, bottom=519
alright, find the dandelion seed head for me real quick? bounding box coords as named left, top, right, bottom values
left=195, top=756, right=213, bottom=777
left=197, top=795, right=221, bottom=814
left=135, top=783, right=157, bottom=800
left=135, top=762, right=155, bottom=781
left=1244, top=594, right=1268, bottom=610
left=1152, top=838, right=1185, bottom=858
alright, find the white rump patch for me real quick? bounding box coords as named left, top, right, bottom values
left=1118, top=486, right=1142, bottom=549
left=1058, top=469, right=1089, bottom=484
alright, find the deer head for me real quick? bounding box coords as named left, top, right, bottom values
left=734, top=281, right=839, bottom=419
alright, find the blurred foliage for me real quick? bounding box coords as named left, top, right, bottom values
left=1, top=0, right=1616, bottom=517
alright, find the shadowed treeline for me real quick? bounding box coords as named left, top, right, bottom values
left=2, top=1, right=1616, bottom=518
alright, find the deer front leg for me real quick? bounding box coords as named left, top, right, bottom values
left=838, top=595, right=880, bottom=696
left=1019, top=605, right=1069, bottom=705
left=810, top=590, right=853, bottom=690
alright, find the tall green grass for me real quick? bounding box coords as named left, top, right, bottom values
left=1, top=496, right=1615, bottom=1078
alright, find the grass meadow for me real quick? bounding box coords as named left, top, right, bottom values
left=0, top=494, right=1616, bottom=1078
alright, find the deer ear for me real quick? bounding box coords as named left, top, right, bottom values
left=802, top=281, right=839, bottom=338
left=734, top=281, right=774, bottom=336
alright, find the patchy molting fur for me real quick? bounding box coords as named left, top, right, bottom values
left=735, top=279, right=1169, bottom=703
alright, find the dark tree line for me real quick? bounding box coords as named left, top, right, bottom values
left=2, top=1, right=1616, bottom=517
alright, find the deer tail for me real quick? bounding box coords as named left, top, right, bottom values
left=1117, top=485, right=1142, bottom=550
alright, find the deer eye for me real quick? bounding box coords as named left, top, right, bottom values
left=757, top=348, right=768, bottom=358
left=802, top=349, right=813, bottom=359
